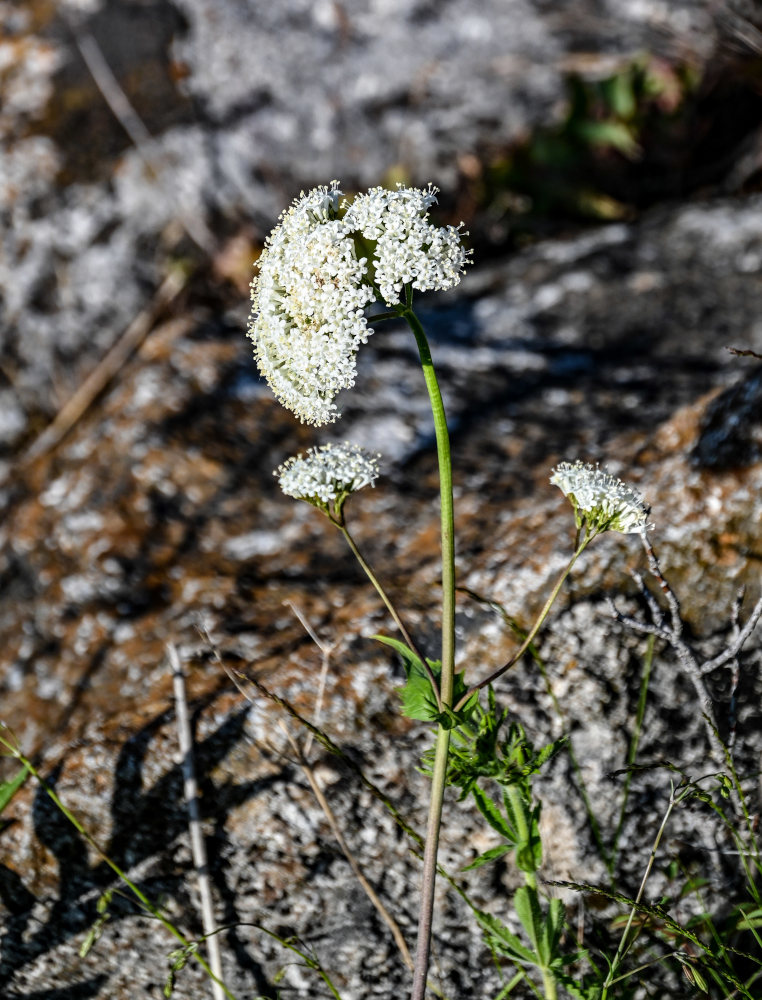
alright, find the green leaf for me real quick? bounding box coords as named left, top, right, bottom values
left=600, top=72, right=637, bottom=119
left=515, top=886, right=545, bottom=962
left=503, top=790, right=542, bottom=873
left=471, top=785, right=517, bottom=842
left=554, top=971, right=603, bottom=1000
left=374, top=635, right=440, bottom=722
left=461, top=843, right=513, bottom=871
left=542, top=897, right=565, bottom=963
left=736, top=906, right=762, bottom=930
left=374, top=634, right=478, bottom=726
left=0, top=765, right=29, bottom=815
left=474, top=907, right=538, bottom=966
left=532, top=736, right=568, bottom=774
left=575, top=119, right=640, bottom=157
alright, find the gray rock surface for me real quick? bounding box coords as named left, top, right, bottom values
left=1, top=1, right=762, bottom=998
left=1, top=189, right=761, bottom=997
left=0, top=0, right=733, bottom=451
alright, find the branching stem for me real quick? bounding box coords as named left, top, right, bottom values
left=336, top=519, right=442, bottom=712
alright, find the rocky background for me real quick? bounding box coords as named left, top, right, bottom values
left=1, top=1, right=762, bottom=998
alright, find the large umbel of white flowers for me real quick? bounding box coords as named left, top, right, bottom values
left=248, top=181, right=469, bottom=426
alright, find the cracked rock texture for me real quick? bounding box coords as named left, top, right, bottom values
left=1, top=1, right=762, bottom=998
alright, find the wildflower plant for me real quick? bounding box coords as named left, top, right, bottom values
left=247, top=182, right=762, bottom=1000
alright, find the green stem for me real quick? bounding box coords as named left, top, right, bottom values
left=540, top=967, right=558, bottom=1000
left=502, top=785, right=557, bottom=1000
left=454, top=532, right=592, bottom=711
left=401, top=306, right=456, bottom=1000
left=402, top=308, right=456, bottom=707
left=337, top=521, right=442, bottom=713
left=412, top=726, right=451, bottom=1000
left=0, top=732, right=237, bottom=1000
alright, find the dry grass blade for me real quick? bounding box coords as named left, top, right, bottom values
left=278, top=720, right=415, bottom=971
left=167, top=642, right=226, bottom=1000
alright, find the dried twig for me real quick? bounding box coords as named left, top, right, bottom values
left=167, top=643, right=226, bottom=1000
left=284, top=600, right=335, bottom=758
left=22, top=272, right=188, bottom=464
left=281, top=603, right=416, bottom=969
left=727, top=347, right=762, bottom=360
left=72, top=29, right=217, bottom=256
left=702, top=594, right=762, bottom=674
left=279, top=720, right=414, bottom=971
left=606, top=534, right=755, bottom=768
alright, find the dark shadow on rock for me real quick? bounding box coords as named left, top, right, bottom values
left=1, top=700, right=290, bottom=995
left=692, top=364, right=762, bottom=470
left=211, top=811, right=280, bottom=1000
left=5, top=977, right=109, bottom=1000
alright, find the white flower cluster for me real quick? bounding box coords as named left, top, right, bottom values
left=248, top=182, right=375, bottom=425
left=249, top=181, right=469, bottom=425
left=343, top=184, right=469, bottom=305
left=275, top=442, right=381, bottom=511
left=550, top=461, right=651, bottom=535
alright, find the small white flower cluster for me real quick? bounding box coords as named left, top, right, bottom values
left=249, top=181, right=469, bottom=425
left=550, top=460, right=651, bottom=535
left=275, top=442, right=381, bottom=512
left=343, top=184, right=469, bottom=305
left=248, top=182, right=375, bottom=425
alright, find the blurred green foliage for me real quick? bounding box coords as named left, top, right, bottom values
left=482, top=57, right=699, bottom=225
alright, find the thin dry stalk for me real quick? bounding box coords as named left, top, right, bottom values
left=167, top=642, right=225, bottom=1000
left=279, top=721, right=414, bottom=971
left=251, top=600, right=415, bottom=971
left=284, top=600, right=334, bottom=758
left=281, top=603, right=416, bottom=969
left=608, top=536, right=762, bottom=770
left=22, top=275, right=188, bottom=464
left=71, top=28, right=217, bottom=256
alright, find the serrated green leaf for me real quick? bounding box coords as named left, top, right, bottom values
left=374, top=634, right=478, bottom=726
left=399, top=672, right=441, bottom=722
left=462, top=843, right=513, bottom=871
left=374, top=634, right=441, bottom=722
left=471, top=785, right=517, bottom=842
left=0, top=765, right=29, bottom=815
left=474, top=908, right=538, bottom=966
left=531, top=736, right=568, bottom=773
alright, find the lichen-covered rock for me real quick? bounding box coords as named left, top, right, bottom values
left=1, top=188, right=761, bottom=997
left=1, top=2, right=762, bottom=996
